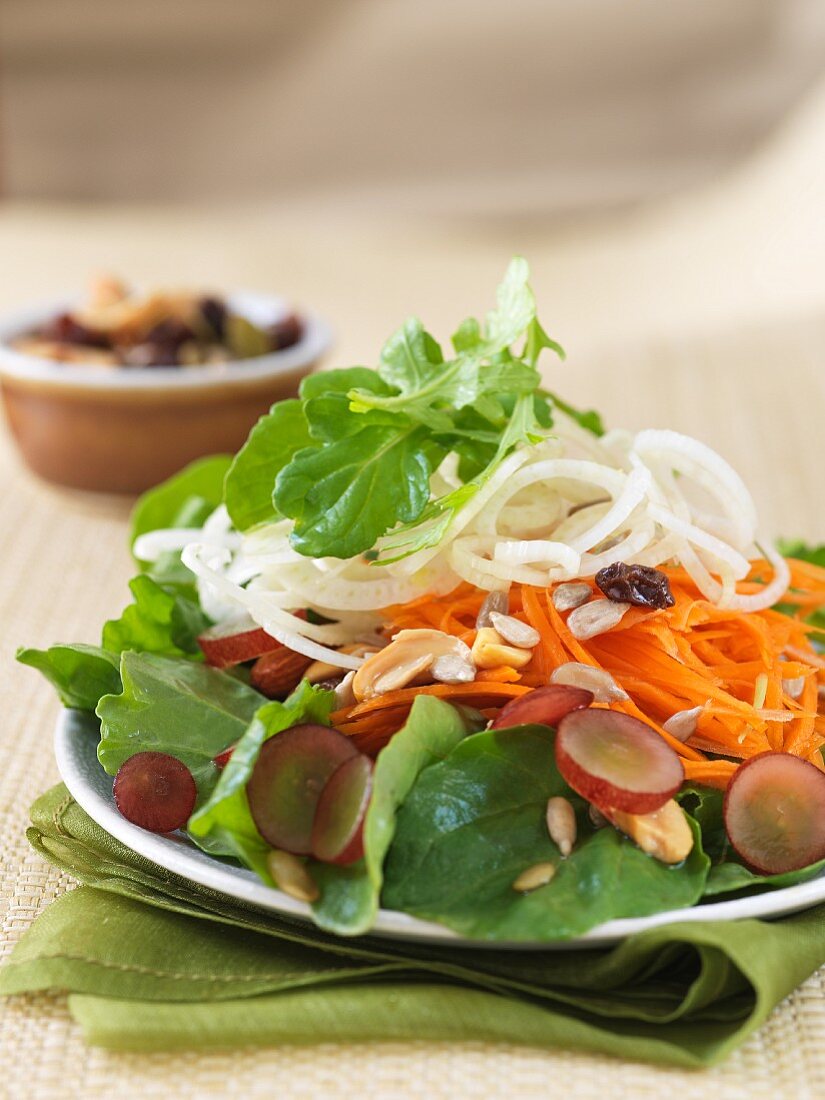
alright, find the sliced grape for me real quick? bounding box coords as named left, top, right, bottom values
left=312, top=754, right=373, bottom=865
left=556, top=708, right=684, bottom=814
left=113, top=751, right=197, bottom=833
left=723, top=752, right=825, bottom=875
left=490, top=685, right=593, bottom=730
left=197, top=618, right=281, bottom=669
left=246, top=724, right=358, bottom=854
left=213, top=744, right=235, bottom=769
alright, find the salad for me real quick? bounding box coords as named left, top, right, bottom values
left=18, top=259, right=825, bottom=941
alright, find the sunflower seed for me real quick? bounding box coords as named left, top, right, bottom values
left=267, top=850, right=320, bottom=903
left=567, top=599, right=630, bottom=640
left=512, top=861, right=557, bottom=893
left=551, top=582, right=592, bottom=612
left=550, top=662, right=628, bottom=702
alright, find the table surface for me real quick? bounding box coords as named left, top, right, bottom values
left=2, top=85, right=825, bottom=1099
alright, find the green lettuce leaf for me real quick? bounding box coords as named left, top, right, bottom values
left=223, top=400, right=315, bottom=532
left=96, top=652, right=263, bottom=799
left=16, top=644, right=121, bottom=711
left=102, top=575, right=210, bottom=659
left=130, top=455, right=231, bottom=562
left=382, top=724, right=709, bottom=941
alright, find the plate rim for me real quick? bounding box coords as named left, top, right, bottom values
left=53, top=709, right=825, bottom=951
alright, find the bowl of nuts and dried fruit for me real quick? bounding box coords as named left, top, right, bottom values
left=0, top=275, right=331, bottom=493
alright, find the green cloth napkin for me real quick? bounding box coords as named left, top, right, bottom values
left=3, top=784, right=825, bottom=1066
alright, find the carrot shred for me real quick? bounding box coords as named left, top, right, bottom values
left=364, top=562, right=825, bottom=783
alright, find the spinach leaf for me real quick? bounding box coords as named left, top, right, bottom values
left=102, top=575, right=210, bottom=659
left=96, top=652, right=263, bottom=799
left=383, top=725, right=709, bottom=941
left=705, top=858, right=825, bottom=897
left=130, top=454, right=231, bottom=563
left=311, top=695, right=474, bottom=935
left=188, top=680, right=335, bottom=876
left=16, top=644, right=121, bottom=711
left=223, top=400, right=315, bottom=532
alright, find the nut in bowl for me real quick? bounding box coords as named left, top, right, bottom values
left=0, top=276, right=332, bottom=493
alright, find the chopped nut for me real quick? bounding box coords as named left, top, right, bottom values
left=476, top=589, right=510, bottom=629
left=662, top=705, right=704, bottom=742
left=550, top=662, right=628, bottom=702
left=782, top=676, right=806, bottom=700
left=304, top=644, right=379, bottom=685
left=267, top=849, right=320, bottom=903
left=545, top=796, right=577, bottom=857
left=471, top=627, right=533, bottom=670
left=353, top=629, right=473, bottom=701
left=606, top=801, right=694, bottom=864
left=251, top=648, right=314, bottom=699
left=566, top=598, right=630, bottom=640
left=551, top=582, right=592, bottom=612
left=431, top=654, right=476, bottom=684
left=489, top=612, right=541, bottom=650
left=334, top=670, right=356, bottom=709
left=512, top=861, right=557, bottom=893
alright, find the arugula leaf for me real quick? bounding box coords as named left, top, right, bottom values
left=378, top=319, right=445, bottom=395
left=224, top=400, right=314, bottom=531
left=383, top=724, right=709, bottom=940
left=130, top=455, right=231, bottom=564
left=310, top=695, right=474, bottom=935
left=96, top=652, right=263, bottom=798
left=188, top=681, right=335, bottom=877
left=16, top=644, right=121, bottom=710
left=274, top=425, right=436, bottom=559
left=102, top=575, right=210, bottom=659
left=548, top=392, right=606, bottom=438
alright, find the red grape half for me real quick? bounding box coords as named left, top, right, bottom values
left=113, top=751, right=197, bottom=833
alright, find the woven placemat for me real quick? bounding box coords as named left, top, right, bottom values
left=2, top=318, right=825, bottom=1098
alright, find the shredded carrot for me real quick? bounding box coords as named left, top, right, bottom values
left=357, top=560, right=825, bottom=784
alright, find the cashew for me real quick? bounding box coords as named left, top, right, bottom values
left=606, top=800, right=694, bottom=864
left=352, top=629, right=473, bottom=702
left=472, top=627, right=533, bottom=670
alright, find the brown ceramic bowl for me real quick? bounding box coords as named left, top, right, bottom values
left=0, top=291, right=331, bottom=494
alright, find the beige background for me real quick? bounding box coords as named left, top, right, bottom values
left=1, top=49, right=825, bottom=1100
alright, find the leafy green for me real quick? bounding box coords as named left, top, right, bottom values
left=224, top=400, right=315, bottom=532
left=16, top=644, right=122, bottom=711
left=776, top=540, right=825, bottom=635
left=310, top=695, right=475, bottom=935
left=275, top=425, right=434, bottom=560
left=130, top=455, right=231, bottom=563
left=188, top=680, right=335, bottom=877
left=252, top=257, right=571, bottom=559
left=547, top=392, right=606, bottom=437
left=102, top=575, right=210, bottom=659
left=382, top=725, right=709, bottom=941
left=704, top=858, right=825, bottom=897
left=96, top=652, right=263, bottom=799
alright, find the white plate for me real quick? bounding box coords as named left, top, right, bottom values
left=54, top=709, right=825, bottom=950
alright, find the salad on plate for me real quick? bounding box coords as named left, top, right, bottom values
left=19, top=259, right=825, bottom=940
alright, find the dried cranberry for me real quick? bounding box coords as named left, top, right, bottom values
left=40, top=312, right=109, bottom=348
left=199, top=296, right=227, bottom=339
left=595, top=562, right=674, bottom=610
left=266, top=313, right=303, bottom=351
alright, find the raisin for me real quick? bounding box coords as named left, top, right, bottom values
left=266, top=312, right=303, bottom=350
left=40, top=312, right=109, bottom=348
left=199, top=296, right=227, bottom=339
left=594, top=562, right=675, bottom=610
